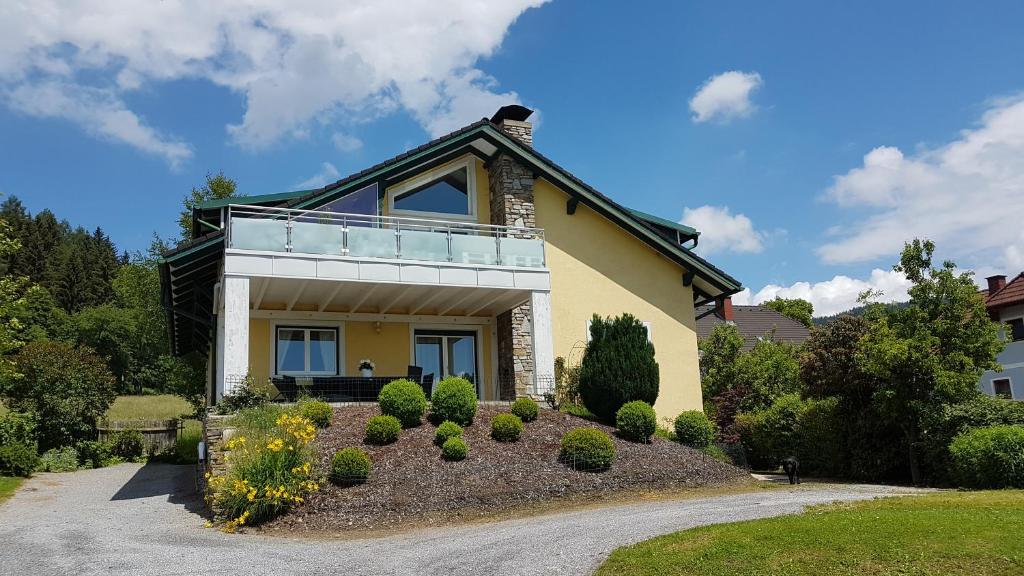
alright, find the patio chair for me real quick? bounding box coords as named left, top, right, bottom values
left=407, top=365, right=423, bottom=382
left=271, top=376, right=299, bottom=402
left=420, top=374, right=435, bottom=397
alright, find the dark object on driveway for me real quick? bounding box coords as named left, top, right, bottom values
left=782, top=456, right=800, bottom=484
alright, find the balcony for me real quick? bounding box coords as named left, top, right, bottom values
left=226, top=204, right=546, bottom=268
left=222, top=204, right=550, bottom=296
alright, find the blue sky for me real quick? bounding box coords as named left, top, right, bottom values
left=2, top=1, right=1024, bottom=315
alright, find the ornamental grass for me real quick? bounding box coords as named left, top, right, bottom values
left=206, top=411, right=321, bottom=532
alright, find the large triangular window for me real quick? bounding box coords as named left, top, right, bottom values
left=388, top=158, right=476, bottom=220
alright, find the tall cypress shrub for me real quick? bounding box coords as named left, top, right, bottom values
left=578, top=313, right=659, bottom=422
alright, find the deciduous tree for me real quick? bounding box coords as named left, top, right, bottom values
left=857, top=239, right=1003, bottom=484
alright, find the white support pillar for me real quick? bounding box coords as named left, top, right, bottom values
left=530, top=290, right=555, bottom=396
left=218, top=276, right=250, bottom=401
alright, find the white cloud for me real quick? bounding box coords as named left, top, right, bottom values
left=294, top=162, right=341, bottom=189
left=331, top=132, right=363, bottom=153
left=689, top=71, right=763, bottom=123
left=4, top=80, right=192, bottom=168
left=681, top=205, right=765, bottom=255
left=733, top=269, right=912, bottom=317
left=0, top=0, right=546, bottom=161
left=820, top=95, right=1024, bottom=272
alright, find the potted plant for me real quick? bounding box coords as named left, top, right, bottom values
left=358, top=359, right=375, bottom=377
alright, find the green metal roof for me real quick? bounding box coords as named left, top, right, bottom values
left=197, top=189, right=311, bottom=210
left=626, top=208, right=699, bottom=238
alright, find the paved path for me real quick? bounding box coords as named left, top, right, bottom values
left=0, top=463, right=929, bottom=576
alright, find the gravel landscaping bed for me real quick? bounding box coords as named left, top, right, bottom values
left=263, top=405, right=749, bottom=533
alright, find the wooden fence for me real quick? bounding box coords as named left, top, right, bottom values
left=97, top=419, right=181, bottom=453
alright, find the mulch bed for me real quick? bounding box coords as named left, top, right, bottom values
left=262, top=405, right=749, bottom=533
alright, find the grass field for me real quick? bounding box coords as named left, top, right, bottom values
left=0, top=477, right=24, bottom=503
left=596, top=490, right=1024, bottom=576
left=104, top=395, right=194, bottom=421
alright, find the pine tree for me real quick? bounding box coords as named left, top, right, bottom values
left=0, top=196, right=32, bottom=277
left=578, top=313, right=660, bottom=422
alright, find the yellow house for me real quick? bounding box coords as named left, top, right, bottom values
left=159, top=106, right=741, bottom=420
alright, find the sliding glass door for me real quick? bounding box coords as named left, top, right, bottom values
left=414, top=330, right=478, bottom=395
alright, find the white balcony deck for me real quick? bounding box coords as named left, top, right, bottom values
left=223, top=204, right=550, bottom=294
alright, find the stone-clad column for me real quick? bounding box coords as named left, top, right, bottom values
left=489, top=111, right=540, bottom=398
left=489, top=151, right=537, bottom=398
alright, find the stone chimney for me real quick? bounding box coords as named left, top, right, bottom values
left=488, top=105, right=536, bottom=399
left=490, top=104, right=533, bottom=147
left=717, top=295, right=734, bottom=322
left=987, top=275, right=1007, bottom=294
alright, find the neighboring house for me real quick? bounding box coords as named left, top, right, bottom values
left=979, top=273, right=1024, bottom=400
left=159, top=105, right=742, bottom=419
left=695, top=296, right=810, bottom=351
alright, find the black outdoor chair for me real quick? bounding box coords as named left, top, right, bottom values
left=420, top=374, right=435, bottom=397
left=407, top=365, right=423, bottom=383
left=271, top=376, right=299, bottom=402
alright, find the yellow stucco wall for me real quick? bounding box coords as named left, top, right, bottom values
left=249, top=318, right=271, bottom=383
left=345, top=321, right=411, bottom=376
left=533, top=180, right=703, bottom=423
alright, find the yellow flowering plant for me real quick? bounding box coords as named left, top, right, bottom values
left=206, top=409, right=322, bottom=532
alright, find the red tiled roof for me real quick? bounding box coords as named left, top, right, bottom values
left=986, top=272, right=1024, bottom=309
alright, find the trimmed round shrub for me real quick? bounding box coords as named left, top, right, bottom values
left=107, top=430, right=146, bottom=461
left=577, top=314, right=659, bottom=423
left=298, top=400, right=333, bottom=428
left=511, top=397, right=539, bottom=422
left=430, top=377, right=478, bottom=426
left=949, top=425, right=1024, bottom=488
left=441, top=437, right=468, bottom=461
left=330, top=447, right=371, bottom=485
left=560, top=427, right=615, bottom=471
left=615, top=400, right=657, bottom=442
left=0, top=441, right=39, bottom=477
left=435, top=420, right=463, bottom=446
left=365, top=415, right=402, bottom=445
left=37, top=446, right=79, bottom=472
left=490, top=413, right=524, bottom=442
left=674, top=410, right=714, bottom=448
left=378, top=379, right=427, bottom=428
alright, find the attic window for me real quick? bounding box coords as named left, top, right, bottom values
left=388, top=158, right=476, bottom=220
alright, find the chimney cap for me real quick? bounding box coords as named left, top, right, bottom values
left=490, top=104, right=533, bottom=124
left=987, top=274, right=1007, bottom=282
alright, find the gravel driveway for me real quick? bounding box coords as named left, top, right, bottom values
left=0, top=463, right=928, bottom=576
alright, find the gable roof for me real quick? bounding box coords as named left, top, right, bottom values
left=985, top=272, right=1024, bottom=310
left=162, top=115, right=743, bottom=356
left=276, top=119, right=741, bottom=296
left=695, top=304, right=810, bottom=351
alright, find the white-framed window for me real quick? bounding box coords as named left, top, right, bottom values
left=387, top=157, right=477, bottom=221
left=275, top=326, right=339, bottom=375
left=993, top=378, right=1013, bottom=400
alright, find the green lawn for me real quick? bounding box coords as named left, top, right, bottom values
left=0, top=476, right=24, bottom=503
left=104, top=394, right=194, bottom=421
left=597, top=491, right=1024, bottom=576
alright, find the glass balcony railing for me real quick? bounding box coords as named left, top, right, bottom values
left=225, top=204, right=546, bottom=268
